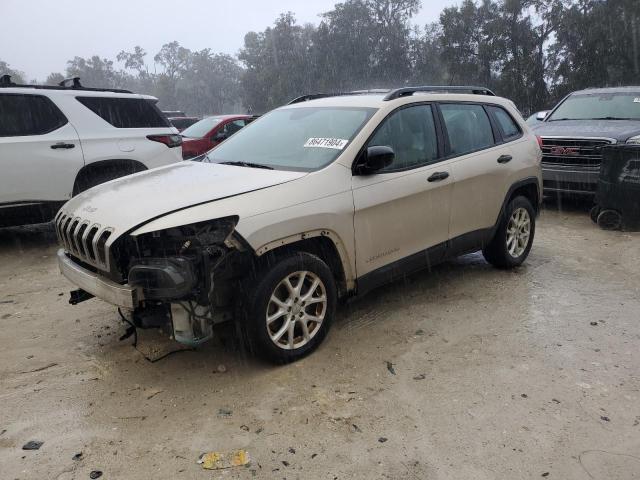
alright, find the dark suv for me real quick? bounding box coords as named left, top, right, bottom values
left=532, top=86, right=640, bottom=195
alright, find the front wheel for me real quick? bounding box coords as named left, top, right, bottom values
left=483, top=196, right=536, bottom=269
left=238, top=252, right=337, bottom=363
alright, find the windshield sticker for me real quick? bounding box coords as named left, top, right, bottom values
left=304, top=138, right=349, bottom=150
left=634, top=98, right=640, bottom=103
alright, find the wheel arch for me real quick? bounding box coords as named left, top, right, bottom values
left=503, top=177, right=541, bottom=218
left=253, top=229, right=354, bottom=297
left=73, top=159, right=147, bottom=195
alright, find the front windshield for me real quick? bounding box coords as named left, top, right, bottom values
left=547, top=92, right=640, bottom=121
left=205, top=107, right=375, bottom=171
left=181, top=116, right=224, bottom=138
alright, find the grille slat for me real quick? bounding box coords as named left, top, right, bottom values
left=68, top=219, right=80, bottom=254
left=541, top=137, right=613, bottom=167
left=55, top=213, right=112, bottom=271
left=85, top=226, right=100, bottom=261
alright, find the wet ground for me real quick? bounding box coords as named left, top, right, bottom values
left=1, top=205, right=639, bottom=480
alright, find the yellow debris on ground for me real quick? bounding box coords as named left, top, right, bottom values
left=198, top=450, right=250, bottom=470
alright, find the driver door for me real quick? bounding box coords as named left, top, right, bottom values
left=352, top=104, right=454, bottom=284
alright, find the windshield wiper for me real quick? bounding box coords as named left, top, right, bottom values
left=549, top=116, right=637, bottom=122
left=586, top=117, right=636, bottom=121
left=218, top=161, right=274, bottom=170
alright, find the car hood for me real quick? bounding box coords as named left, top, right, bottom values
left=531, top=119, right=640, bottom=141
left=58, top=161, right=307, bottom=235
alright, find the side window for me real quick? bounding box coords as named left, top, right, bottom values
left=0, top=93, right=67, bottom=137
left=488, top=105, right=521, bottom=140
left=440, top=103, right=495, bottom=156
left=223, top=120, right=246, bottom=136
left=368, top=105, right=439, bottom=172
left=76, top=97, right=170, bottom=128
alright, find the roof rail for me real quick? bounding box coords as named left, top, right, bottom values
left=0, top=75, right=133, bottom=94
left=288, top=86, right=496, bottom=105
left=288, top=93, right=337, bottom=105
left=59, top=77, right=83, bottom=88
left=287, top=89, right=394, bottom=105
left=384, top=85, right=495, bottom=101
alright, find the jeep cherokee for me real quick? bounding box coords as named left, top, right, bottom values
left=56, top=86, right=542, bottom=363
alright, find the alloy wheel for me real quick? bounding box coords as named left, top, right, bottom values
left=506, top=207, right=531, bottom=258
left=266, top=271, right=327, bottom=350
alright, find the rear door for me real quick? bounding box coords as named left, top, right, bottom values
left=0, top=92, right=83, bottom=203
left=72, top=95, right=181, bottom=169
left=439, top=102, right=514, bottom=239
left=352, top=104, right=454, bottom=279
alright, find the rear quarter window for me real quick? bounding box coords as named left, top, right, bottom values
left=487, top=105, right=522, bottom=141
left=0, top=93, right=68, bottom=137
left=76, top=97, right=170, bottom=128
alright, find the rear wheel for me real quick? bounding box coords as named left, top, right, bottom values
left=238, top=252, right=336, bottom=363
left=483, top=196, right=536, bottom=269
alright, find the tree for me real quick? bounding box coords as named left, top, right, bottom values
left=550, top=0, right=640, bottom=99
left=409, top=23, right=447, bottom=85
left=176, top=50, right=243, bottom=115
left=366, top=0, right=422, bottom=84
left=239, top=13, right=316, bottom=112
left=65, top=55, right=127, bottom=88
left=45, top=72, right=65, bottom=86
left=154, top=41, right=191, bottom=80
left=117, top=46, right=148, bottom=75
left=0, top=60, right=26, bottom=83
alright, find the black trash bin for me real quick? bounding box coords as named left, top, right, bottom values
left=591, top=144, right=640, bottom=231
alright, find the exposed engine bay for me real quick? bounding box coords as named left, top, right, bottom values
left=110, top=216, right=251, bottom=346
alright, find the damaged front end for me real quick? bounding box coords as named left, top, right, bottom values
left=60, top=215, right=252, bottom=347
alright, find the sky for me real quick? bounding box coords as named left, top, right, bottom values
left=1, top=0, right=455, bottom=81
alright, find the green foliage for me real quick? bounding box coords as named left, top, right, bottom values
left=0, top=60, right=26, bottom=84
left=5, top=0, right=640, bottom=116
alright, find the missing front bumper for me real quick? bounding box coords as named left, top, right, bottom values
left=57, top=249, right=141, bottom=309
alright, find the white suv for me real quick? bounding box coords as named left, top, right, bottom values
left=0, top=76, right=182, bottom=227
left=56, top=86, right=542, bottom=363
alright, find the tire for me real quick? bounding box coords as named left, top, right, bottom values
left=590, top=205, right=600, bottom=224
left=597, top=209, right=622, bottom=230
left=237, top=251, right=337, bottom=363
left=483, top=195, right=536, bottom=269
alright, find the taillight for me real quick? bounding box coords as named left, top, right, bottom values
left=147, top=134, right=182, bottom=148
left=536, top=135, right=543, bottom=148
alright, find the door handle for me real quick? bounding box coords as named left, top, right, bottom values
left=428, top=171, right=449, bottom=182
left=51, top=142, right=75, bottom=150
left=497, top=154, right=512, bottom=164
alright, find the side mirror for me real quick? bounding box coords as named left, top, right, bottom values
left=536, top=110, right=548, bottom=121
left=354, top=146, right=395, bottom=175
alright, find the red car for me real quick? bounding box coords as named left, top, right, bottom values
left=181, top=115, right=257, bottom=159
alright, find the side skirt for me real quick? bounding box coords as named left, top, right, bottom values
left=0, top=201, right=65, bottom=228
left=355, top=228, right=494, bottom=297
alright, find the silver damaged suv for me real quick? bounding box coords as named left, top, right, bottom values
left=56, top=86, right=542, bottom=363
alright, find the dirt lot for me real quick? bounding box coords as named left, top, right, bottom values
left=1, top=206, right=639, bottom=480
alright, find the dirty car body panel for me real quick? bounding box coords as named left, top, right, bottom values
left=57, top=89, right=542, bottom=360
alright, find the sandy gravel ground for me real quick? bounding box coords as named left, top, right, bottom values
left=1, top=205, right=639, bottom=480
